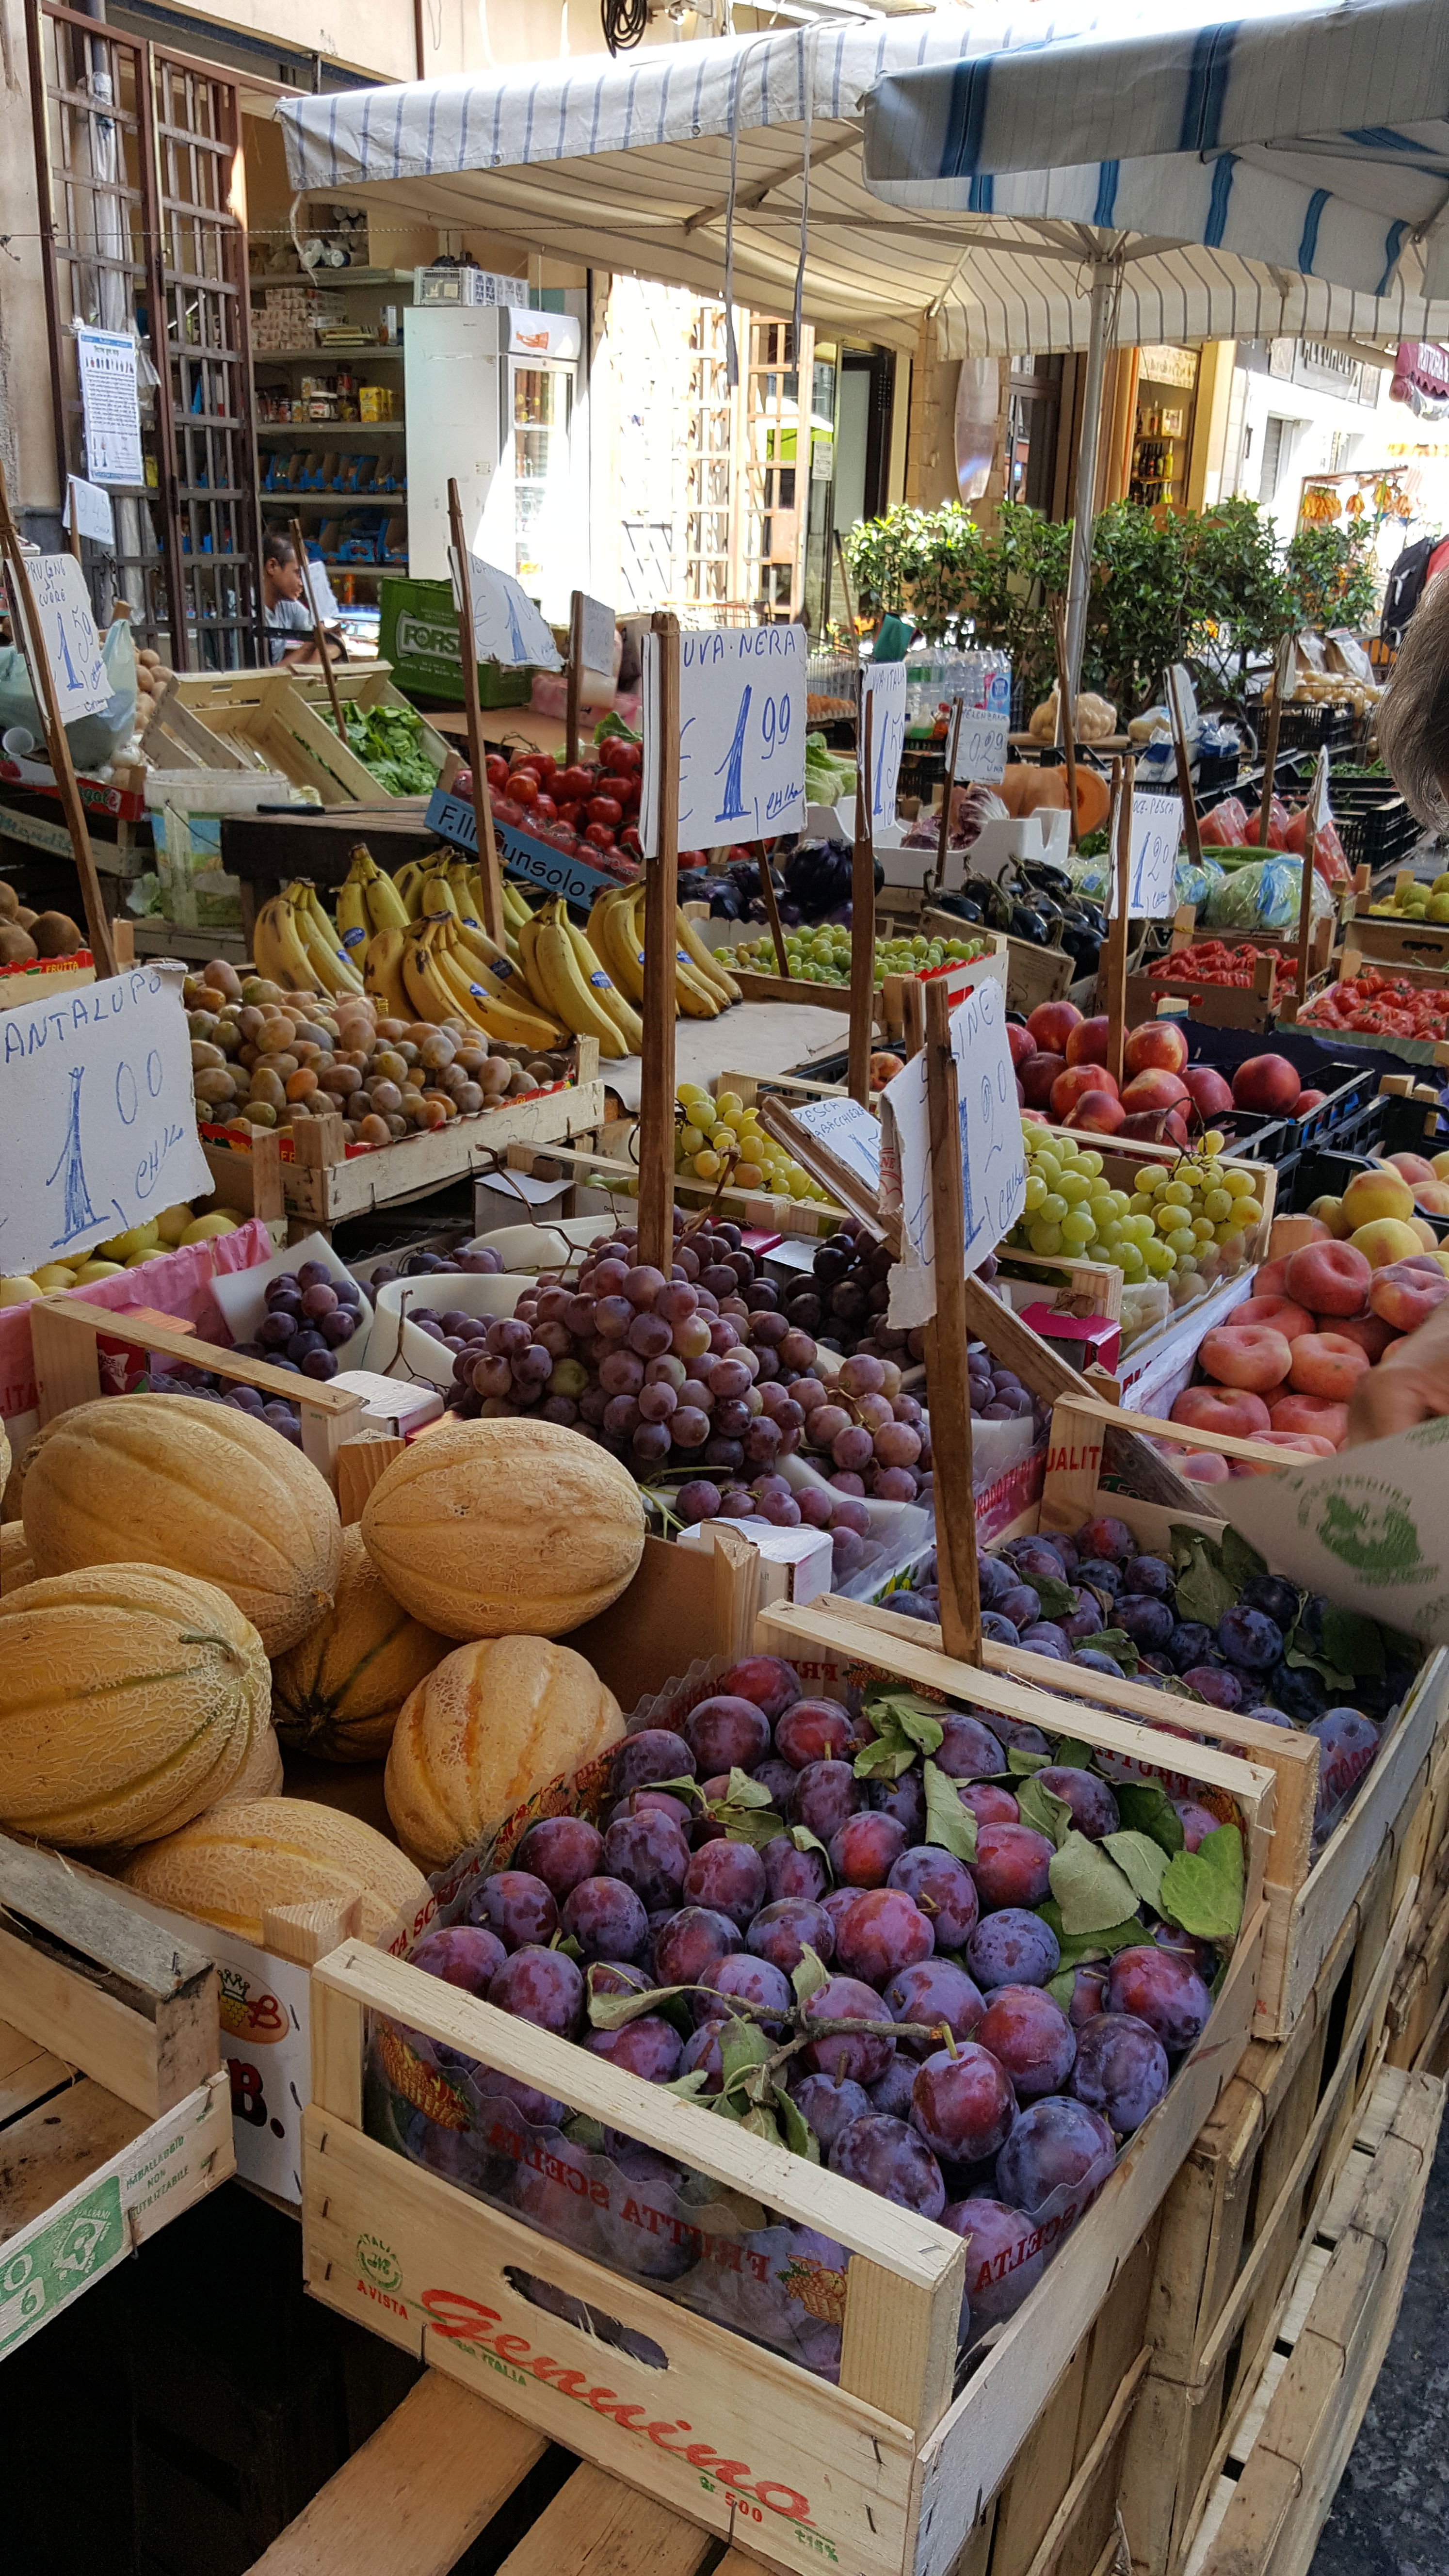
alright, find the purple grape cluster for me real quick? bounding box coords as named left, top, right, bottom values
left=235, top=1260, right=363, bottom=1385
left=400, top=1652, right=1230, bottom=2353
left=132, top=1359, right=309, bottom=1447
left=369, top=1243, right=504, bottom=1288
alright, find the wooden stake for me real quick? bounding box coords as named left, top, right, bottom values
left=849, top=689, right=877, bottom=1108
left=0, top=454, right=117, bottom=978
left=921, top=973, right=981, bottom=1666
left=565, top=587, right=584, bottom=771
left=1103, top=755, right=1132, bottom=1093
left=446, top=478, right=507, bottom=949
left=637, top=609, right=680, bottom=1274
left=933, top=700, right=965, bottom=893
left=1294, top=803, right=1318, bottom=1010
left=65, top=477, right=81, bottom=565
left=1050, top=596, right=1079, bottom=851
left=1165, top=668, right=1203, bottom=868
left=289, top=516, right=347, bottom=744
left=757, top=837, right=792, bottom=979
left=902, top=973, right=926, bottom=1060
left=1257, top=633, right=1290, bottom=846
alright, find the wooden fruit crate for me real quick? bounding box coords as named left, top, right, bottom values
left=170, top=666, right=449, bottom=807
left=251, top=2223, right=1165, bottom=2576
left=1117, top=1825, right=1420, bottom=2576
left=0, top=1833, right=234, bottom=2360
left=1386, top=1730, right=1449, bottom=2077
left=1177, top=2062, right=1443, bottom=2576
left=302, top=1605, right=1273, bottom=2576
left=1000, top=1132, right=1276, bottom=1314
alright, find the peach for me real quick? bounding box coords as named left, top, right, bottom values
left=1067, top=1091, right=1128, bottom=1135
left=1254, top=1256, right=1290, bottom=1300
left=1182, top=1063, right=1235, bottom=1119
left=1018, top=1052, right=1065, bottom=1109
left=1283, top=1240, right=1372, bottom=1317
left=1121, top=1108, right=1191, bottom=1147
left=1269, top=1392, right=1350, bottom=1445
left=1232, top=1295, right=1317, bottom=1341
left=1341, top=1167, right=1415, bottom=1230
left=1120, top=1068, right=1190, bottom=1116
left=1350, top=1217, right=1428, bottom=1270
left=1413, top=1181, right=1449, bottom=1216
left=1386, top=1151, right=1437, bottom=1186
left=1289, top=1332, right=1371, bottom=1401
left=1307, top=1194, right=1350, bottom=1238
left=1296, top=1090, right=1328, bottom=1113
left=1027, top=1000, right=1084, bottom=1055
left=1051, top=1063, right=1117, bottom=1120
left=1199, top=1325, right=1293, bottom=1391
left=1253, top=1431, right=1339, bottom=1459
left=1434, top=1150, right=1449, bottom=1182
left=1007, top=1022, right=1036, bottom=1070
left=1368, top=1260, right=1449, bottom=1334
left=1124, top=1019, right=1189, bottom=1079
left=1180, top=1451, right=1232, bottom=1484
left=1170, top=1385, right=1272, bottom=1439
left=1064, top=1015, right=1111, bottom=1067
left=1231, top=1054, right=1301, bottom=1115
left=1329, top=1312, right=1397, bottom=1362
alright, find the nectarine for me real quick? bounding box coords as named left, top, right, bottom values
left=1124, top=1020, right=1189, bottom=1079
left=1232, top=1295, right=1316, bottom=1341
left=1050, top=1063, right=1117, bottom=1120
left=1433, top=1150, right=1449, bottom=1182
left=1120, top=1068, right=1190, bottom=1116
left=1182, top=1063, right=1235, bottom=1119
left=1199, top=1325, right=1293, bottom=1391
left=1064, top=1015, right=1111, bottom=1067
left=1341, top=1167, right=1415, bottom=1230
left=1232, top=1055, right=1302, bottom=1115
left=1369, top=1260, right=1449, bottom=1334
left=1018, top=1052, right=1065, bottom=1109
left=1412, top=1181, right=1449, bottom=1216
left=1254, top=1431, right=1339, bottom=1458
left=1296, top=1091, right=1328, bottom=1114
left=1386, top=1151, right=1437, bottom=1186
left=1283, top=1240, right=1372, bottom=1317
left=1289, top=1333, right=1371, bottom=1401
left=1269, top=1392, right=1350, bottom=1446
left=1350, top=1217, right=1427, bottom=1270
left=1121, top=1109, right=1191, bottom=1146
left=1027, top=1000, right=1084, bottom=1055
left=1067, top=1091, right=1128, bottom=1135
left=1170, top=1385, right=1272, bottom=1439
left=1307, top=1194, right=1350, bottom=1237
left=1007, top=1022, right=1036, bottom=1070
left=1180, top=1451, right=1232, bottom=1483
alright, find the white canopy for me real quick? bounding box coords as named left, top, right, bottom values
left=275, top=3, right=1449, bottom=357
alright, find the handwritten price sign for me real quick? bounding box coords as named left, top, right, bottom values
left=642, top=625, right=806, bottom=856
left=882, top=977, right=1026, bottom=1326
left=861, top=661, right=906, bottom=828
left=950, top=706, right=1010, bottom=786
left=1109, top=791, right=1181, bottom=919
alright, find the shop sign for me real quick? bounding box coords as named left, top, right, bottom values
left=1391, top=342, right=1449, bottom=419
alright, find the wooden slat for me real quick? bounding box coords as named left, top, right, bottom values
left=246, top=2374, right=547, bottom=2576
left=496, top=2462, right=713, bottom=2576
left=0, top=2077, right=148, bottom=2241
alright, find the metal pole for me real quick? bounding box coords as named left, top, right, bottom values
left=1062, top=268, right=1112, bottom=704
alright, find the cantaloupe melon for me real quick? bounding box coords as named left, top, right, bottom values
left=0, top=1562, right=268, bottom=1847
left=271, top=1526, right=449, bottom=1763
left=384, top=1633, right=625, bottom=1870
left=219, top=1723, right=284, bottom=1803
left=0, top=1518, right=32, bottom=1594
left=120, top=1797, right=428, bottom=1944
left=360, top=1418, right=645, bottom=1641
left=22, top=1394, right=342, bottom=1655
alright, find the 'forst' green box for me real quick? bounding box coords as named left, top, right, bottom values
left=378, top=577, right=532, bottom=707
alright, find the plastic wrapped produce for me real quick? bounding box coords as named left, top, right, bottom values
left=1203, top=857, right=1334, bottom=935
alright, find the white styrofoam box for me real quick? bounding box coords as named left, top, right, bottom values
left=470, top=1174, right=608, bottom=1235
left=366, top=1272, right=533, bottom=1389
left=464, top=1215, right=609, bottom=1271
left=875, top=836, right=940, bottom=887
left=209, top=1228, right=372, bottom=1367
left=676, top=1517, right=834, bottom=1607
left=952, top=807, right=1070, bottom=885
left=329, top=1369, right=445, bottom=1433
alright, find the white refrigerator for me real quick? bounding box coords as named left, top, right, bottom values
left=404, top=303, right=584, bottom=617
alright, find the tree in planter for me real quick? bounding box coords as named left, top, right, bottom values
left=1283, top=522, right=1379, bottom=634
left=1082, top=502, right=1190, bottom=715
left=961, top=502, right=1072, bottom=709
left=842, top=503, right=983, bottom=633
left=1184, top=498, right=1293, bottom=699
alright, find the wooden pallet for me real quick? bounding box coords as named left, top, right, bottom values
left=1117, top=1832, right=1419, bottom=2576
left=0, top=1833, right=234, bottom=2360
left=252, top=2222, right=1165, bottom=2576
left=1177, top=2064, right=1444, bottom=2576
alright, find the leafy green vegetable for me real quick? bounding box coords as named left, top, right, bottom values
left=342, top=702, right=438, bottom=796
left=594, top=711, right=641, bottom=745
left=1159, top=1824, right=1244, bottom=1943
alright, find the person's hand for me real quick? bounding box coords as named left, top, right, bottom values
left=1345, top=1290, right=1449, bottom=1444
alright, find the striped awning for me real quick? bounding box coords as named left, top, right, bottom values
left=275, top=4, right=1449, bottom=357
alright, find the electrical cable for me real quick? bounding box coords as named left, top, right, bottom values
left=601, top=0, right=649, bottom=55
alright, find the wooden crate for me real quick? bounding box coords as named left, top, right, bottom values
left=171, top=666, right=449, bottom=806
left=0, top=1832, right=234, bottom=2359
left=1177, top=2063, right=1444, bottom=2576
left=302, top=1605, right=1274, bottom=2576
left=1117, top=1826, right=1420, bottom=2576
left=1385, top=1731, right=1449, bottom=2077
left=1347, top=907, right=1449, bottom=969
left=251, top=2225, right=1164, bottom=2576
left=1000, top=1134, right=1276, bottom=1315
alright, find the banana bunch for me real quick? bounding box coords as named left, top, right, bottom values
left=397, top=913, right=565, bottom=1050
left=587, top=885, right=741, bottom=1020
left=335, top=843, right=410, bottom=960
left=253, top=883, right=365, bottom=1000
left=517, top=899, right=643, bottom=1060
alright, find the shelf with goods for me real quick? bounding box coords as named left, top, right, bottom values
left=1127, top=344, right=1199, bottom=511
left=250, top=264, right=412, bottom=604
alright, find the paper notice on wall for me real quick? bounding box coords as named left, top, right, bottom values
left=640, top=623, right=806, bottom=857
left=76, top=326, right=145, bottom=487
left=0, top=962, right=212, bottom=1281
left=451, top=547, right=562, bottom=669
left=1217, top=1418, right=1449, bottom=1646
left=879, top=975, right=1026, bottom=1327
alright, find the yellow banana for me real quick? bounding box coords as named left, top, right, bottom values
left=252, top=893, right=316, bottom=995
left=589, top=887, right=647, bottom=1004
left=532, top=903, right=628, bottom=1058
left=401, top=921, right=468, bottom=1028
left=287, top=880, right=364, bottom=998
left=676, top=905, right=741, bottom=1005
left=514, top=909, right=566, bottom=1019
left=442, top=900, right=554, bottom=1016
left=334, top=852, right=373, bottom=966
left=501, top=878, right=532, bottom=931
left=363, top=927, right=412, bottom=1018
left=563, top=914, right=644, bottom=1052
left=392, top=859, right=429, bottom=921
left=359, top=846, right=410, bottom=936
left=618, top=886, right=717, bottom=1019
left=431, top=924, right=566, bottom=1048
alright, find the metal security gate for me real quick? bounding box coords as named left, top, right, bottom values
left=29, top=2, right=264, bottom=667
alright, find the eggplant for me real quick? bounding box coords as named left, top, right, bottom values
left=1009, top=905, right=1048, bottom=942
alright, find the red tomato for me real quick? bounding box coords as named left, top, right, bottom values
left=598, top=738, right=631, bottom=774
left=559, top=764, right=595, bottom=801
left=510, top=772, right=540, bottom=806
left=587, top=794, right=623, bottom=827
left=555, top=800, right=581, bottom=827
left=584, top=821, right=616, bottom=850
left=529, top=752, right=557, bottom=785
left=531, top=794, right=558, bottom=824
left=490, top=798, right=524, bottom=828
left=484, top=754, right=508, bottom=791
left=619, top=825, right=642, bottom=856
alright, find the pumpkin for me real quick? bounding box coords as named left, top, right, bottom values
left=271, top=1526, right=449, bottom=1763
left=22, top=1394, right=342, bottom=1656
left=0, top=1519, right=34, bottom=1594
left=1070, top=766, right=1112, bottom=835
left=120, top=1797, right=428, bottom=1946
left=0, top=1562, right=268, bottom=1848
left=384, top=1633, right=625, bottom=1871
left=361, top=1419, right=646, bottom=1642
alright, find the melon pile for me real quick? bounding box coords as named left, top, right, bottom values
left=0, top=1396, right=645, bottom=1934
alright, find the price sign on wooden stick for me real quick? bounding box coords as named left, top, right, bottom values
left=637, top=609, right=681, bottom=1274
left=446, top=477, right=507, bottom=949
left=849, top=690, right=877, bottom=1108
left=934, top=701, right=964, bottom=893
left=0, top=453, right=116, bottom=977
left=1295, top=747, right=1330, bottom=1007
left=922, top=973, right=981, bottom=1666
left=757, top=837, right=792, bottom=979
left=289, top=516, right=347, bottom=744
left=1164, top=666, right=1203, bottom=869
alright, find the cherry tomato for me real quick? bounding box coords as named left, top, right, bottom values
left=484, top=755, right=508, bottom=791
left=559, top=764, right=595, bottom=802
left=510, top=772, right=540, bottom=806
left=619, top=825, right=642, bottom=856
left=598, top=738, right=630, bottom=774
left=491, top=798, right=524, bottom=828
left=587, top=794, right=623, bottom=828
left=531, top=794, right=558, bottom=824
left=555, top=800, right=581, bottom=828
left=530, top=752, right=557, bottom=785
left=584, top=821, right=616, bottom=850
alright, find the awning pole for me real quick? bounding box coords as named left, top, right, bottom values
left=1063, top=266, right=1112, bottom=704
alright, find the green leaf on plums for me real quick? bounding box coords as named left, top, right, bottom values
left=1034, top=1574, right=1079, bottom=1621
left=1285, top=1644, right=1354, bottom=1693
left=663, top=2069, right=713, bottom=2102
left=1053, top=1739, right=1096, bottom=1771
left=1171, top=1530, right=1237, bottom=1629
left=1220, top=1528, right=1269, bottom=1589
left=725, top=1767, right=775, bottom=1808
left=553, top=1932, right=585, bottom=1962
left=719, top=1805, right=789, bottom=1848
left=719, top=2019, right=773, bottom=2089
left=1006, top=1746, right=1051, bottom=1776
left=741, top=2105, right=784, bottom=2143
left=711, top=2088, right=750, bottom=2123
left=1040, top=1898, right=1143, bottom=1969
left=790, top=1825, right=831, bottom=1862
left=853, top=1734, right=918, bottom=1782
left=1320, top=1605, right=1386, bottom=1679
left=864, top=1689, right=945, bottom=1752
left=1161, top=1673, right=1206, bottom=1704
left=1114, top=1781, right=1186, bottom=1855
left=923, top=1758, right=978, bottom=1861
left=1159, top=1823, right=1244, bottom=1943
left=1103, top=1830, right=1168, bottom=1913
left=564, top=2113, right=608, bottom=2150
left=1016, top=1773, right=1074, bottom=1849
left=791, top=1943, right=831, bottom=2005
left=589, top=1980, right=691, bottom=2029
left=648, top=1774, right=708, bottom=1806
left=1077, top=1629, right=1140, bottom=1677
left=773, top=2084, right=821, bottom=2163
left=1047, top=1968, right=1079, bottom=2013
left=1049, top=1831, right=1142, bottom=1934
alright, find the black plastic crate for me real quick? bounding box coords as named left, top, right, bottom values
left=1275, top=700, right=1359, bottom=754
left=1331, top=779, right=1421, bottom=875
left=1178, top=1024, right=1384, bottom=1166
left=1289, top=1141, right=1449, bottom=1239
left=1377, top=1088, right=1449, bottom=1158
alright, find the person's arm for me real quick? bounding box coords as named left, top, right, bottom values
left=1345, top=1293, right=1449, bottom=1443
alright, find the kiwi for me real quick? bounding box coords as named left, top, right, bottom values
left=30, top=912, right=81, bottom=958
left=0, top=882, right=18, bottom=920
left=14, top=908, right=37, bottom=931
left=0, top=924, right=37, bottom=965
